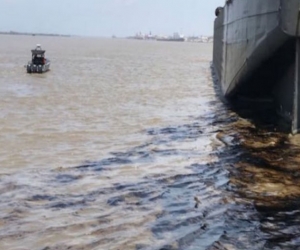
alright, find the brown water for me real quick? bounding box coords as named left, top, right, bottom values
left=0, top=35, right=300, bottom=250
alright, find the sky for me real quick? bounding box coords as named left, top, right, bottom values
left=0, top=0, right=225, bottom=37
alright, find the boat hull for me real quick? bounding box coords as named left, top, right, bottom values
left=213, top=0, right=300, bottom=133
left=27, top=62, right=50, bottom=73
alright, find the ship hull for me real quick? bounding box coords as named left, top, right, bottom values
left=213, top=0, right=300, bottom=133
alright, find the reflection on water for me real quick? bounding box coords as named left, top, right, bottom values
left=0, top=35, right=300, bottom=250
left=211, top=91, right=300, bottom=249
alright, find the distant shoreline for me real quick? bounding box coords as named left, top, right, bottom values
left=0, top=31, right=72, bottom=37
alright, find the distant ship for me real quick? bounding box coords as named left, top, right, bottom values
left=213, top=0, right=300, bottom=133
left=156, top=33, right=185, bottom=42
left=156, top=37, right=185, bottom=42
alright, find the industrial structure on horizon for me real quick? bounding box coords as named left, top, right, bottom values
left=127, top=31, right=213, bottom=43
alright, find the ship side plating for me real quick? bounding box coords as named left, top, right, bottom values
left=213, top=0, right=300, bottom=133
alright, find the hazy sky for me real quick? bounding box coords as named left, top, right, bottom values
left=0, top=0, right=225, bottom=37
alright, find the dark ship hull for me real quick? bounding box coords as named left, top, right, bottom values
left=213, top=0, right=300, bottom=133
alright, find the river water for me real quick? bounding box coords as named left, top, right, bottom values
left=0, top=35, right=300, bottom=250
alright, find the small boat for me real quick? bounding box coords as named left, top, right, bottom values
left=26, top=44, right=50, bottom=73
